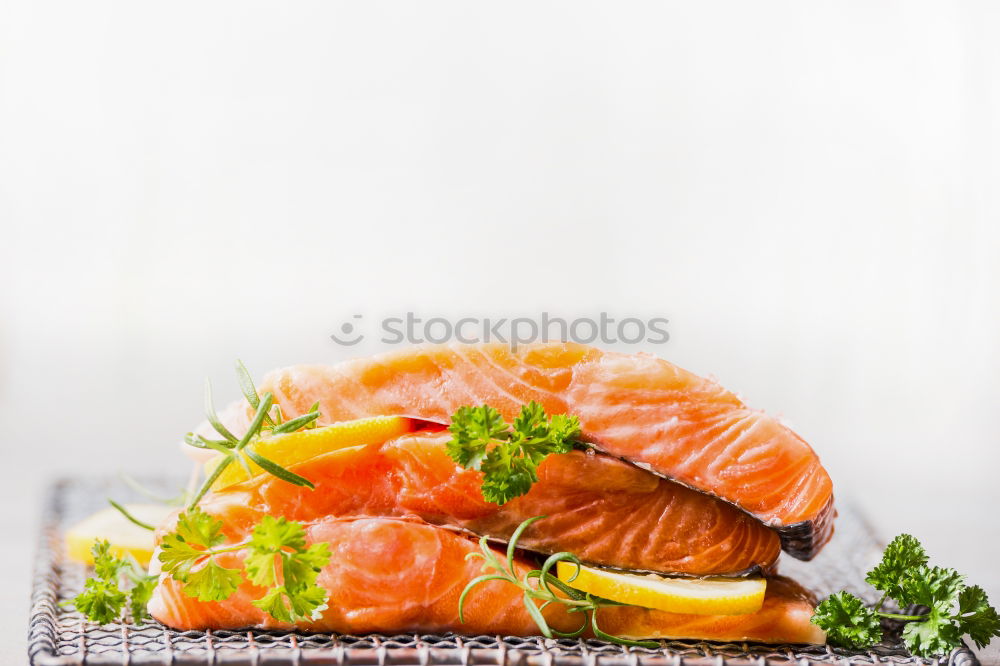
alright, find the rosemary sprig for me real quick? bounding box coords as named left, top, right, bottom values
left=204, top=378, right=240, bottom=444
left=108, top=499, right=156, bottom=531
left=243, top=448, right=315, bottom=487
left=118, top=473, right=188, bottom=506
left=77, top=361, right=330, bottom=625
left=458, top=516, right=659, bottom=648
left=184, top=361, right=321, bottom=508
left=235, top=359, right=273, bottom=426
left=272, top=403, right=321, bottom=434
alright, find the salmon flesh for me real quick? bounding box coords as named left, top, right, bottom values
left=257, top=343, right=834, bottom=558
left=150, top=343, right=835, bottom=641
left=148, top=516, right=824, bottom=644
left=201, top=429, right=780, bottom=576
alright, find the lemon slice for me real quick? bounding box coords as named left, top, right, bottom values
left=556, top=561, right=767, bottom=615
left=207, top=415, right=412, bottom=490
left=66, top=504, right=174, bottom=567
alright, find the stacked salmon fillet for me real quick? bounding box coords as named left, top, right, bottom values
left=148, top=343, right=833, bottom=643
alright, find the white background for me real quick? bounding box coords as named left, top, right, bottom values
left=2, top=2, right=999, bottom=663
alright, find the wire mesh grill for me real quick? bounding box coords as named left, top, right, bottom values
left=29, top=478, right=980, bottom=666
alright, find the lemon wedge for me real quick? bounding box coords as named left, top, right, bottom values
left=66, top=504, right=174, bottom=567
left=556, top=561, right=766, bottom=615
left=207, top=415, right=412, bottom=490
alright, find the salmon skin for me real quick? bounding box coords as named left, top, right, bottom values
left=205, top=429, right=780, bottom=576
left=256, top=343, right=834, bottom=559
left=148, top=516, right=825, bottom=644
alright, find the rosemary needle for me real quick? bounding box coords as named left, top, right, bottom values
left=108, top=499, right=156, bottom=532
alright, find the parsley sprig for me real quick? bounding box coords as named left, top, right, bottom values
left=812, top=534, right=1000, bottom=657
left=244, top=516, right=331, bottom=622
left=183, top=360, right=323, bottom=508
left=446, top=403, right=581, bottom=504
left=69, top=541, right=158, bottom=624
left=459, top=516, right=658, bottom=648
left=159, top=506, right=331, bottom=623
left=74, top=361, right=331, bottom=626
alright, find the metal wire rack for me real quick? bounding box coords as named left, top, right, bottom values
left=28, top=478, right=979, bottom=666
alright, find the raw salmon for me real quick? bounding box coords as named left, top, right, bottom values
left=148, top=517, right=824, bottom=644
left=202, top=429, right=780, bottom=576
left=253, top=343, right=834, bottom=558
left=148, top=517, right=578, bottom=635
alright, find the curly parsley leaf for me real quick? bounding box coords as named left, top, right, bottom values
left=480, top=451, right=537, bottom=505
left=182, top=559, right=243, bottom=602
left=811, top=592, right=883, bottom=649
left=286, top=584, right=329, bottom=621
left=91, top=540, right=125, bottom=581
left=175, top=504, right=226, bottom=550
left=893, top=565, right=967, bottom=656
left=283, top=543, right=331, bottom=590
left=865, top=534, right=928, bottom=601
left=902, top=606, right=962, bottom=658
left=159, top=507, right=227, bottom=581
left=446, top=402, right=581, bottom=505
left=128, top=576, right=157, bottom=623
left=74, top=578, right=128, bottom=624
left=252, top=587, right=295, bottom=623
left=248, top=566, right=329, bottom=623
left=156, top=510, right=331, bottom=624
left=158, top=507, right=243, bottom=601
left=446, top=405, right=507, bottom=469
left=251, top=514, right=308, bottom=553
left=244, top=515, right=296, bottom=588
left=156, top=511, right=331, bottom=622
left=157, top=538, right=204, bottom=581
left=71, top=540, right=154, bottom=624
left=813, top=535, right=1000, bottom=657
left=245, top=516, right=331, bottom=622
left=957, top=586, right=1000, bottom=650
left=244, top=515, right=309, bottom=587
left=897, top=565, right=965, bottom=610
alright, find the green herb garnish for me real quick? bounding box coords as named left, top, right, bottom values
left=158, top=507, right=331, bottom=623
left=69, top=540, right=158, bottom=624
left=812, top=534, right=1000, bottom=657
left=158, top=506, right=244, bottom=602
left=75, top=361, right=329, bottom=626
left=446, top=403, right=580, bottom=505
left=108, top=499, right=157, bottom=532
left=184, top=361, right=322, bottom=508
left=119, top=473, right=188, bottom=506
left=458, top=516, right=658, bottom=648
left=245, top=516, right=331, bottom=622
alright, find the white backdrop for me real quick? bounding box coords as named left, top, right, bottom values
left=2, top=1, right=999, bottom=662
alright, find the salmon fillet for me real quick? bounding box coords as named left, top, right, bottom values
left=199, top=429, right=780, bottom=576
left=254, top=343, right=834, bottom=558
left=148, top=517, right=824, bottom=644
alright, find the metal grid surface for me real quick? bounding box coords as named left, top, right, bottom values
left=28, top=478, right=979, bottom=666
